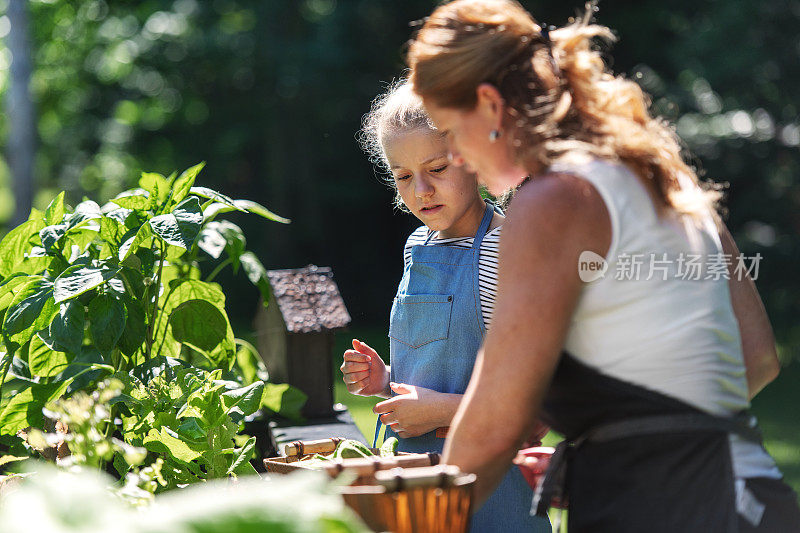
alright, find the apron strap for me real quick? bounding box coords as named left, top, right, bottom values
left=471, top=200, right=497, bottom=251
left=532, top=440, right=571, bottom=516
left=372, top=417, right=389, bottom=449
left=585, top=411, right=763, bottom=444
left=421, top=200, right=497, bottom=246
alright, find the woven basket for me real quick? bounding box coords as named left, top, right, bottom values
left=263, top=438, right=474, bottom=532
left=339, top=465, right=475, bottom=533
left=263, top=437, right=438, bottom=478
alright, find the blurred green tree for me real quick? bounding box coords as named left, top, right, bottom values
left=0, top=0, right=797, bottom=356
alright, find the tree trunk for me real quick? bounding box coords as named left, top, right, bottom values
left=5, top=0, right=35, bottom=226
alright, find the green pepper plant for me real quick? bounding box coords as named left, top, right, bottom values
left=0, top=163, right=301, bottom=482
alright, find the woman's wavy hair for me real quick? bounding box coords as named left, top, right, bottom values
left=358, top=78, right=439, bottom=212
left=408, top=0, right=721, bottom=219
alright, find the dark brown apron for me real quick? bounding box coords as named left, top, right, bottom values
left=534, top=353, right=800, bottom=532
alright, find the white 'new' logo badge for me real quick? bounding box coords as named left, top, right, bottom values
left=578, top=251, right=608, bottom=283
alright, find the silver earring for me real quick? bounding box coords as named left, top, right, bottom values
left=489, top=129, right=501, bottom=142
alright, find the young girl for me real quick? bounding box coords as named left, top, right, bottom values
left=340, top=80, right=550, bottom=532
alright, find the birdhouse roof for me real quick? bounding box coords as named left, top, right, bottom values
left=266, top=265, right=351, bottom=333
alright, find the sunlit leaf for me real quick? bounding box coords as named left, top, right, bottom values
left=39, top=224, right=67, bottom=254
left=53, top=264, right=121, bottom=303
left=0, top=219, right=45, bottom=277
left=2, top=278, right=58, bottom=345
left=119, top=223, right=153, bottom=261
left=140, top=172, right=170, bottom=204
left=44, top=192, right=66, bottom=226
left=221, top=381, right=264, bottom=423
left=261, top=383, right=307, bottom=421
left=110, top=195, right=150, bottom=211
left=239, top=251, right=271, bottom=306
left=170, top=162, right=206, bottom=207
left=189, top=187, right=242, bottom=211
left=149, top=197, right=202, bottom=250
left=232, top=199, right=290, bottom=224
left=226, top=435, right=256, bottom=476
left=29, top=332, right=73, bottom=377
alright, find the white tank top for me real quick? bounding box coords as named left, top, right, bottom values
left=550, top=157, right=780, bottom=479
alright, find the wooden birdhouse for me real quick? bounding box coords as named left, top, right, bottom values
left=255, top=265, right=351, bottom=417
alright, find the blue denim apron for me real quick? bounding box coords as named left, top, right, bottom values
left=380, top=201, right=550, bottom=532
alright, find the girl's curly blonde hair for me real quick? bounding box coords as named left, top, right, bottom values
left=408, top=0, right=721, bottom=219
left=358, top=79, right=440, bottom=212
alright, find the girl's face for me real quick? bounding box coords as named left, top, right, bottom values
left=384, top=127, right=485, bottom=239
left=423, top=98, right=525, bottom=197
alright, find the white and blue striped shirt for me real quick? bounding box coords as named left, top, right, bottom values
left=403, top=225, right=502, bottom=329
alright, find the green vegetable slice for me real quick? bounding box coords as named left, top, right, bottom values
left=379, top=437, right=399, bottom=457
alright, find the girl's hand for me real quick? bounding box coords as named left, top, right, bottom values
left=373, top=383, right=461, bottom=438
left=340, top=339, right=390, bottom=397
left=522, top=419, right=550, bottom=448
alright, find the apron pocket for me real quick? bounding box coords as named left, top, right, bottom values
left=389, top=293, right=453, bottom=348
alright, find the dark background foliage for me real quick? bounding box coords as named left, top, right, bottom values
left=0, top=0, right=798, bottom=359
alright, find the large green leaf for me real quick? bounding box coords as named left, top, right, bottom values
left=99, top=217, right=125, bottom=252
left=170, top=162, right=205, bottom=207
left=0, top=367, right=103, bottom=436
left=65, top=200, right=102, bottom=231
left=88, top=294, right=126, bottom=354
left=189, top=187, right=242, bottom=211
left=139, top=172, right=170, bottom=205
left=169, top=299, right=227, bottom=353
left=198, top=221, right=246, bottom=268
left=63, top=226, right=100, bottom=256
left=155, top=280, right=235, bottom=367
left=143, top=427, right=204, bottom=463
left=119, top=222, right=153, bottom=261
left=176, top=417, right=207, bottom=443
left=110, top=195, right=150, bottom=211
left=0, top=383, right=60, bottom=436
left=261, top=383, right=308, bottom=421
left=48, top=300, right=86, bottom=355
left=2, top=278, right=58, bottom=345
left=7, top=248, right=52, bottom=277
left=196, top=225, right=227, bottom=259
left=221, top=381, right=264, bottom=424
left=28, top=332, right=73, bottom=377
left=0, top=219, right=45, bottom=277
left=226, top=435, right=256, bottom=476
left=239, top=251, right=271, bottom=306
left=53, top=265, right=121, bottom=303
left=0, top=275, right=31, bottom=314
left=39, top=224, right=68, bottom=254
left=232, top=199, right=291, bottom=224
left=118, top=297, right=146, bottom=357
left=149, top=196, right=203, bottom=250
left=44, top=192, right=66, bottom=226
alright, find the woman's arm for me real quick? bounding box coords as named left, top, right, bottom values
left=442, top=173, right=611, bottom=506
left=720, top=226, right=780, bottom=399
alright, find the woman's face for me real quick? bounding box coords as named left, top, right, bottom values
left=423, top=97, right=525, bottom=197
left=383, top=127, right=485, bottom=239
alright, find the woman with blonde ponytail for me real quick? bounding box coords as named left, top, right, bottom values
left=408, top=1, right=800, bottom=531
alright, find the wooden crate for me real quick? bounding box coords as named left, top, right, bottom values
left=262, top=439, right=473, bottom=532
left=340, top=466, right=475, bottom=533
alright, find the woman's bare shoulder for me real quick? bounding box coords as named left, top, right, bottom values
left=505, top=172, right=612, bottom=258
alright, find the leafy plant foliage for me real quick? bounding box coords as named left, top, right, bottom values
left=0, top=164, right=298, bottom=484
